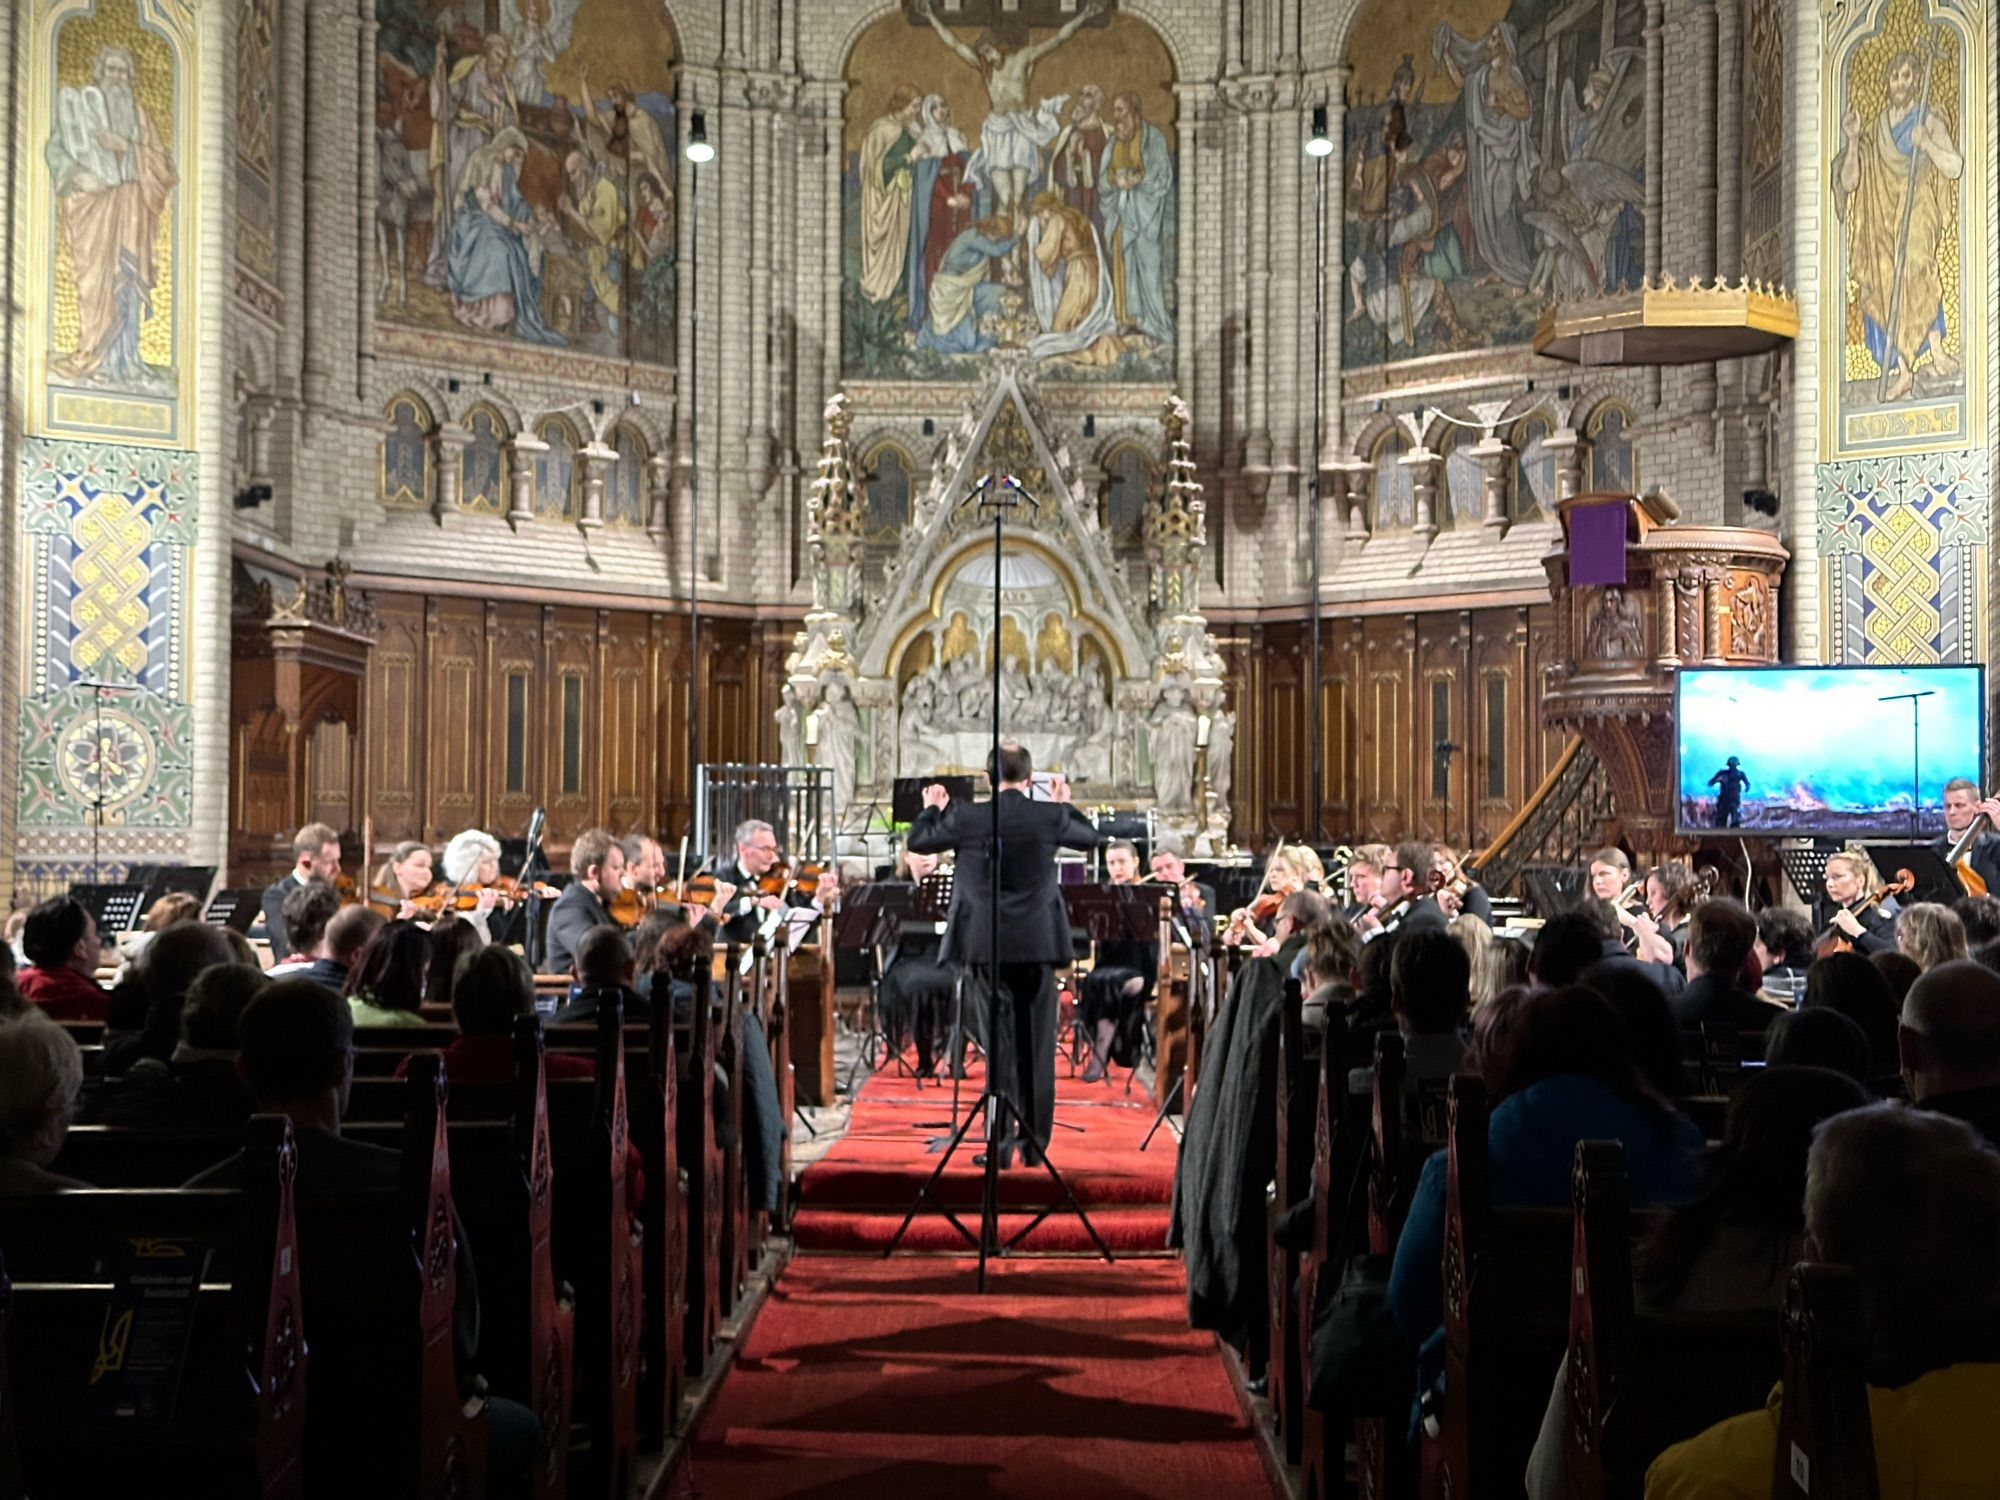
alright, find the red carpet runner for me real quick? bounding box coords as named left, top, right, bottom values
left=677, top=1258, right=1271, bottom=1499
left=789, top=1058, right=1178, bottom=1253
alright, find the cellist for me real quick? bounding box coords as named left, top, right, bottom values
left=1936, top=778, right=2000, bottom=896
left=1817, top=848, right=1900, bottom=955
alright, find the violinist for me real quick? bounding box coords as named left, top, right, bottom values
left=1431, top=842, right=1494, bottom=927
left=707, top=818, right=839, bottom=948
left=259, top=822, right=342, bottom=960
left=1147, top=837, right=1215, bottom=948
left=1356, top=840, right=1448, bottom=939
left=1631, top=862, right=1698, bottom=966
left=1587, top=847, right=1633, bottom=905
left=545, top=827, right=623, bottom=973
left=1935, top=778, right=2000, bottom=895
left=1342, top=844, right=1393, bottom=925
left=1816, top=848, right=1898, bottom=956
left=439, top=829, right=510, bottom=941
left=371, top=841, right=438, bottom=921
left=1225, top=845, right=1324, bottom=949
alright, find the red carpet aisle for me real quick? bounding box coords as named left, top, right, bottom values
left=675, top=1258, right=1271, bottom=1499
left=788, top=1058, right=1178, bottom=1253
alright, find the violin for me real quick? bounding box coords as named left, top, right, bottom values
left=1814, top=867, right=1914, bottom=959
left=1374, top=869, right=1448, bottom=929
left=1225, top=841, right=1287, bottom=946
left=332, top=874, right=362, bottom=907
left=411, top=877, right=558, bottom=916
left=606, top=884, right=656, bottom=929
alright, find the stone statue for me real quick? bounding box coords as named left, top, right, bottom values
left=1148, top=680, right=1198, bottom=816
left=818, top=676, right=861, bottom=812
left=777, top=682, right=806, bottom=767
left=1207, top=706, right=1236, bottom=804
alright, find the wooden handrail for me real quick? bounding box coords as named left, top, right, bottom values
left=1473, top=733, right=1586, bottom=870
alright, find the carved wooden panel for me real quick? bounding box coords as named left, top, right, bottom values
left=306, top=719, right=354, bottom=834
left=600, top=611, right=654, bottom=834
left=366, top=596, right=426, bottom=839
left=426, top=599, right=485, bottom=839
left=543, top=607, right=599, bottom=845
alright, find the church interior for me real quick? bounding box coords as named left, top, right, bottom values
left=2, top=0, right=1997, bottom=1495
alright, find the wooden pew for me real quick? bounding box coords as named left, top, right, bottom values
left=767, top=934, right=797, bottom=1232
left=1294, top=1017, right=1359, bottom=1500
left=1267, top=978, right=1312, bottom=1464
left=552, top=1000, right=643, bottom=1499
left=0, top=1117, right=305, bottom=1498
left=716, top=945, right=754, bottom=1318
left=630, top=983, right=686, bottom=1445
left=1561, top=1143, right=1779, bottom=1499
left=681, top=962, right=726, bottom=1382
left=786, top=918, right=836, bottom=1109
left=1772, top=1264, right=1879, bottom=1500
left=1427, top=1074, right=1573, bottom=1500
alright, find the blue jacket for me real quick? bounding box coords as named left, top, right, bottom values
left=1388, top=1074, right=1702, bottom=1390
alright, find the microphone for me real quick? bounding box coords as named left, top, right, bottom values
left=75, top=679, right=136, bottom=692
left=1433, top=741, right=1460, bottom=757
left=524, top=806, right=546, bottom=855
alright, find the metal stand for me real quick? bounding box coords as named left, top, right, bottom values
left=1879, top=689, right=1933, bottom=838
left=882, top=473, right=1111, bottom=1285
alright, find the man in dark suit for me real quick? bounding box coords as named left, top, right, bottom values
left=1672, top=897, right=1782, bottom=1036
left=1935, top=778, right=2000, bottom=895
left=544, top=826, right=623, bottom=974
left=1148, top=837, right=1217, bottom=949
left=259, top=821, right=341, bottom=960
left=907, top=742, right=1100, bottom=1166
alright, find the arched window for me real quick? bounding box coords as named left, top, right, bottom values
left=1371, top=431, right=1413, bottom=530
left=1587, top=403, right=1636, bottom=494
left=863, top=445, right=912, bottom=537
left=1440, top=428, right=1482, bottom=524
left=1513, top=414, right=1555, bottom=518
left=1100, top=445, right=1153, bottom=551
left=608, top=427, right=647, bottom=526
left=380, top=397, right=431, bottom=508
left=535, top=419, right=577, bottom=519
left=460, top=407, right=505, bottom=514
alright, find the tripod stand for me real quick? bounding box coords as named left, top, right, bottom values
left=882, top=473, right=1111, bottom=1286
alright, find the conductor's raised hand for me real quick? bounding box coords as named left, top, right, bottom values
left=1048, top=773, right=1073, bottom=804
left=921, top=782, right=950, bottom=810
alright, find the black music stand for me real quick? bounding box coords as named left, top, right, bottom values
left=1062, top=883, right=1160, bottom=1090
left=839, top=884, right=916, bottom=1089
left=1862, top=845, right=1960, bottom=904
left=71, top=882, right=146, bottom=938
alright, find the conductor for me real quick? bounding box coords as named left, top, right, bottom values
left=908, top=742, right=1100, bottom=1168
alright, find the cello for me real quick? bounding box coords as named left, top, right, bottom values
left=1814, top=867, right=1914, bottom=959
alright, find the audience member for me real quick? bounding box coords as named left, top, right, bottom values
left=106, top=921, right=245, bottom=1074
left=316, top=904, right=383, bottom=991
left=425, top=914, right=485, bottom=1011
left=1387, top=928, right=1471, bottom=1082
left=1646, top=1104, right=2000, bottom=1498
left=633, top=906, right=709, bottom=1026
left=101, top=963, right=265, bottom=1129
left=400, top=945, right=591, bottom=1084
left=1530, top=1065, right=1869, bottom=1496
left=260, top=822, right=342, bottom=960
left=1897, top=901, right=1969, bottom=971
left=4, top=911, right=26, bottom=969
left=1763, top=1005, right=1873, bottom=1086
left=1804, top=951, right=1901, bottom=1076
left=1899, top=959, right=2000, bottom=1145
left=1753, top=907, right=1814, bottom=1003
left=343, top=920, right=430, bottom=1026
left=266, top=880, right=341, bottom=978
left=1389, top=986, right=1701, bottom=1400
left=1672, top=899, right=1779, bottom=1036
left=1952, top=895, right=2000, bottom=950
left=1974, top=936, right=2000, bottom=975
left=1300, top=917, right=1361, bottom=1035
left=15, top=897, right=108, bottom=1022
left=1529, top=910, right=1605, bottom=989
left=559, top=923, right=640, bottom=1025
left=1582, top=960, right=1686, bottom=1099
left=1450, top=915, right=1503, bottom=1009
left=113, top=892, right=201, bottom=978
left=0, top=943, right=23, bottom=1021
left=0, top=1011, right=88, bottom=1191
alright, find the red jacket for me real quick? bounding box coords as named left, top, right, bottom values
left=18, top=964, right=110, bottom=1023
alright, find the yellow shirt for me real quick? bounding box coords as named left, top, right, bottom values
left=1646, top=1363, right=2000, bottom=1500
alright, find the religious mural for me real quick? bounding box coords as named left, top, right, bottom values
left=30, top=0, right=194, bottom=447
left=372, top=0, right=678, bottom=363
left=1815, top=0, right=1991, bottom=667
left=1341, top=0, right=1647, bottom=366
left=1823, top=0, right=1983, bottom=459
left=236, top=0, right=278, bottom=286
left=842, top=1, right=1177, bottom=383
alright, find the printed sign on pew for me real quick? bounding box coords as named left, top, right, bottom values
left=89, top=1236, right=212, bottom=1424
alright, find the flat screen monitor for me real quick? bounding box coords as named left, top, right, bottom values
left=1675, top=664, right=1985, bottom=837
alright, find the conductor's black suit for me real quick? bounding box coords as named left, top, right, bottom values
left=907, top=790, right=1099, bottom=1153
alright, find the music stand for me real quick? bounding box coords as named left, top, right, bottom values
left=71, top=882, right=146, bottom=938
left=203, top=888, right=262, bottom=934
left=882, top=476, right=1110, bottom=1283
left=1062, top=883, right=1159, bottom=1089
left=838, top=884, right=916, bottom=1089
left=1861, top=844, right=1960, bottom=904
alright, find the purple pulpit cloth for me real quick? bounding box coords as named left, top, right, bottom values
left=1567, top=501, right=1628, bottom=587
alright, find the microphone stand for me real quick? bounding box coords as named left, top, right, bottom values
left=1878, top=690, right=1934, bottom=838
left=520, top=807, right=549, bottom=971
left=883, top=473, right=1110, bottom=1287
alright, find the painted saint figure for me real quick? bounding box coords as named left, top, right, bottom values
left=1052, top=85, right=1109, bottom=229
left=425, top=32, right=519, bottom=288
left=1098, top=92, right=1175, bottom=344
left=906, top=95, right=973, bottom=331
left=47, top=45, right=178, bottom=387
left=445, top=126, right=567, bottom=344
left=859, top=86, right=923, bottom=304
left=1432, top=22, right=1539, bottom=288
left=918, top=216, right=1017, bottom=354
left=918, top=0, right=1108, bottom=237
left=1834, top=45, right=1963, bottom=402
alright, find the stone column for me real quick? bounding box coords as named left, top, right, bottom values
left=646, top=452, right=672, bottom=543
left=431, top=428, right=468, bottom=522
left=1543, top=428, right=1586, bottom=503
left=1472, top=433, right=1514, bottom=532
left=1334, top=457, right=1372, bottom=539
left=506, top=433, right=548, bottom=526
left=577, top=441, right=617, bottom=530
left=1402, top=446, right=1442, bottom=544
left=354, top=1, right=377, bottom=399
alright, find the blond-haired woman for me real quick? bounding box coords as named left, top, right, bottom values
left=1897, top=901, right=1969, bottom=971
left=1818, top=848, right=1897, bottom=955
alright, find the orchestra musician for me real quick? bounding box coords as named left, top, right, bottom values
left=873, top=848, right=958, bottom=1078
left=1078, top=839, right=1155, bottom=1082
left=1587, top=847, right=1634, bottom=905
left=1817, top=847, right=1899, bottom=956
left=1936, top=778, right=2000, bottom=894
left=372, top=841, right=437, bottom=921
left=1431, top=842, right=1494, bottom=926
left=260, top=822, right=342, bottom=960
left=439, top=829, right=509, bottom=941
left=706, top=819, right=840, bottom=948
left=908, top=743, right=1100, bottom=1169
left=1634, top=861, right=1699, bottom=966
left=1356, top=840, right=1449, bottom=938
left=1224, top=844, right=1325, bottom=949
left=545, top=827, right=624, bottom=973
left=1147, top=837, right=1216, bottom=948
left=1342, top=844, right=1393, bottom=925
